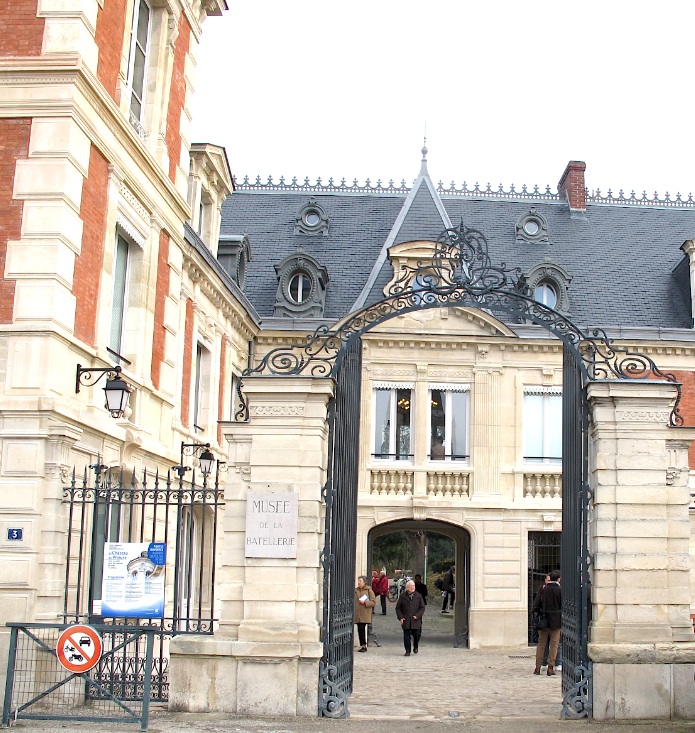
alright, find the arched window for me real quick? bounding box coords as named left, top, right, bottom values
left=534, top=280, right=558, bottom=308
left=288, top=271, right=312, bottom=304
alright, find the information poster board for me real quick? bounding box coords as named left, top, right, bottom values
left=101, top=542, right=166, bottom=618
left=245, top=492, right=298, bottom=558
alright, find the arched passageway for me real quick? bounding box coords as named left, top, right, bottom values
left=364, top=519, right=471, bottom=647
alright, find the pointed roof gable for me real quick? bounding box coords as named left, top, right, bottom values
left=350, top=146, right=452, bottom=311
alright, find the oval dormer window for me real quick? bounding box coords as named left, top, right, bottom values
left=288, top=271, right=312, bottom=304
left=523, top=219, right=540, bottom=237
left=303, top=210, right=321, bottom=228
left=534, top=280, right=557, bottom=308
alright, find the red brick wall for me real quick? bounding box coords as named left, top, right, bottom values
left=151, top=230, right=170, bottom=390
left=165, top=14, right=191, bottom=183
left=95, top=0, right=128, bottom=101
left=180, top=297, right=194, bottom=427
left=671, top=371, right=695, bottom=467
left=74, top=145, right=109, bottom=346
left=0, top=119, right=32, bottom=324
left=0, top=0, right=44, bottom=56
left=217, top=337, right=228, bottom=442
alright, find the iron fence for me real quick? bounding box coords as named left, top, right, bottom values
left=61, top=466, right=223, bottom=702
left=2, top=623, right=155, bottom=730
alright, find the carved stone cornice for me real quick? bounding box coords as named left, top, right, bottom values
left=615, top=410, right=671, bottom=423
left=249, top=404, right=306, bottom=417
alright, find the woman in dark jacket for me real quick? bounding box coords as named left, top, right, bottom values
left=532, top=570, right=562, bottom=675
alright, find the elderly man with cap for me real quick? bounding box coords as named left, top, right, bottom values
left=395, top=579, right=426, bottom=656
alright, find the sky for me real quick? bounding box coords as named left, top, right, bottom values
left=190, top=2, right=695, bottom=200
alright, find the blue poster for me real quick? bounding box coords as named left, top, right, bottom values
left=101, top=542, right=166, bottom=618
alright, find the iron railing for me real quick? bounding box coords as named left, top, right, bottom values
left=2, top=623, right=156, bottom=731
left=61, top=466, right=223, bottom=702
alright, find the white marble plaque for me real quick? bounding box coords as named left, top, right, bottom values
left=245, top=492, right=298, bottom=558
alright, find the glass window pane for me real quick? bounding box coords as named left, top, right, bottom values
left=430, top=389, right=445, bottom=459
left=523, top=394, right=543, bottom=461
left=110, top=235, right=129, bottom=353
left=136, top=0, right=150, bottom=48
left=395, top=388, right=411, bottom=460
left=546, top=394, right=562, bottom=461
left=450, top=391, right=468, bottom=459
left=373, top=390, right=391, bottom=457
left=132, top=46, right=146, bottom=100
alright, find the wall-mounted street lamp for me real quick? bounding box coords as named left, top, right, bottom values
left=76, top=364, right=132, bottom=419
left=173, top=442, right=215, bottom=478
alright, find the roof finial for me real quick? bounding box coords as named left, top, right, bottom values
left=422, top=121, right=428, bottom=160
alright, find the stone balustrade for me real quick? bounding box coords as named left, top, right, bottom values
left=426, top=470, right=470, bottom=498
left=523, top=471, right=562, bottom=499
left=369, top=468, right=414, bottom=495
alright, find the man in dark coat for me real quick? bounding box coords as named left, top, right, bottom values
left=441, top=565, right=455, bottom=613
left=413, top=574, right=428, bottom=604
left=533, top=569, right=562, bottom=675
left=395, top=579, right=426, bottom=656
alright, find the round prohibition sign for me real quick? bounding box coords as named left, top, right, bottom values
left=56, top=624, right=103, bottom=673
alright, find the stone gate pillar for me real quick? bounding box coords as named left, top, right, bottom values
left=588, top=380, right=695, bottom=720
left=169, top=376, right=333, bottom=716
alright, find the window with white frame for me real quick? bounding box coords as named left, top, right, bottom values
left=109, top=232, right=131, bottom=356
left=127, top=0, right=151, bottom=127
left=193, top=343, right=211, bottom=433
left=429, top=384, right=470, bottom=461
left=372, top=383, right=413, bottom=461
left=523, top=387, right=562, bottom=464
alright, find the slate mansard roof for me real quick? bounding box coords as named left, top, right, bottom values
left=218, top=157, right=695, bottom=333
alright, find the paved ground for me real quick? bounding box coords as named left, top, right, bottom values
left=350, top=605, right=560, bottom=720
left=7, top=604, right=695, bottom=731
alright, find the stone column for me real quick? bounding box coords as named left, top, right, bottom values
left=471, top=367, right=502, bottom=495
left=169, top=376, right=333, bottom=716
left=588, top=380, right=695, bottom=719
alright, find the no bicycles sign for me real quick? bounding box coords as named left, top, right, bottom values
left=56, top=624, right=103, bottom=674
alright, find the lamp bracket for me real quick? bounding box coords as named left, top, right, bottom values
left=76, top=364, right=122, bottom=393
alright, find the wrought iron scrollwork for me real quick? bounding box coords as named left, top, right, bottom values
left=561, top=663, right=593, bottom=719
left=318, top=661, right=349, bottom=718
left=237, top=223, right=682, bottom=425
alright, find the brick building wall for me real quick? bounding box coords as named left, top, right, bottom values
left=73, top=145, right=109, bottom=346
left=0, top=0, right=44, bottom=56
left=165, top=13, right=191, bottom=183
left=151, top=230, right=170, bottom=390
left=95, top=0, right=128, bottom=100
left=0, top=119, right=32, bottom=324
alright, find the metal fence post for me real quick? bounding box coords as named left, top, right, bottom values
left=140, top=629, right=154, bottom=731
left=2, top=626, right=19, bottom=727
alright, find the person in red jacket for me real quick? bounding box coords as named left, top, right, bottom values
left=377, top=570, right=389, bottom=615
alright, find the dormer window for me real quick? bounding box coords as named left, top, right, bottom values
left=294, top=198, right=329, bottom=235
left=218, top=235, right=251, bottom=290
left=534, top=280, right=558, bottom=308
left=525, top=259, right=572, bottom=314
left=516, top=207, right=549, bottom=243
left=288, top=271, right=312, bottom=303
left=274, top=253, right=328, bottom=317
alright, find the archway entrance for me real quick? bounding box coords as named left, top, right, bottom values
left=368, top=519, right=471, bottom=648
left=238, top=222, right=682, bottom=720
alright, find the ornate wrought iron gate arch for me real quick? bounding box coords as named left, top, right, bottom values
left=236, top=223, right=682, bottom=719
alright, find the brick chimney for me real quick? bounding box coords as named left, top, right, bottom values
left=558, top=160, right=586, bottom=214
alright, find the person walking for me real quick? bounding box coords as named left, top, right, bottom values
left=441, top=565, right=455, bottom=613
left=377, top=569, right=389, bottom=615
left=395, top=579, right=425, bottom=656
left=533, top=569, right=562, bottom=675
left=354, top=575, right=376, bottom=653
left=371, top=570, right=379, bottom=596
left=533, top=574, right=551, bottom=669
left=413, top=574, right=428, bottom=604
